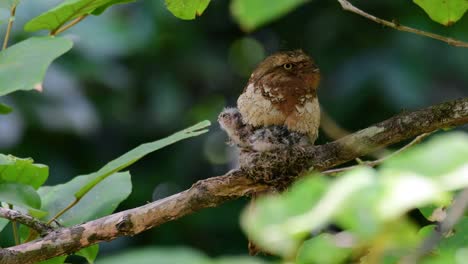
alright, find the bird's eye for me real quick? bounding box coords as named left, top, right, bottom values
left=283, top=63, right=293, bottom=70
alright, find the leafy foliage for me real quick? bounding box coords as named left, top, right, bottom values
left=0, top=154, right=48, bottom=189
left=414, top=0, right=468, bottom=26
left=164, top=0, right=211, bottom=20
left=37, top=172, right=131, bottom=225
left=24, top=0, right=133, bottom=32
left=75, top=120, right=210, bottom=199
left=0, top=183, right=45, bottom=217
left=242, top=132, right=468, bottom=262
left=0, top=37, right=72, bottom=96
left=231, top=0, right=308, bottom=31
left=1, top=0, right=468, bottom=263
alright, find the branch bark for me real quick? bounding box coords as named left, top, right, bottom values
left=0, top=208, right=53, bottom=237
left=1, top=97, right=467, bottom=264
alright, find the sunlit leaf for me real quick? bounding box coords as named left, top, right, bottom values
left=24, top=0, right=133, bottom=32
left=0, top=154, right=48, bottom=189
left=376, top=170, right=450, bottom=220
left=414, top=0, right=468, bottom=26
left=0, top=37, right=73, bottom=96
left=164, top=0, right=210, bottom=20
left=382, top=132, right=468, bottom=180
left=231, top=0, right=307, bottom=31
left=75, top=120, right=210, bottom=199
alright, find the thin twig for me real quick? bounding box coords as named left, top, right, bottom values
left=7, top=205, right=19, bottom=245
left=2, top=4, right=17, bottom=50
left=50, top=14, right=88, bottom=36
left=401, top=188, right=468, bottom=263
left=24, top=198, right=80, bottom=242
left=0, top=207, right=54, bottom=236
left=337, top=0, right=468, bottom=48
left=46, top=198, right=79, bottom=225
left=323, top=132, right=432, bottom=174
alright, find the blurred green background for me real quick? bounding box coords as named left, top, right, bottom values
left=0, top=0, right=467, bottom=261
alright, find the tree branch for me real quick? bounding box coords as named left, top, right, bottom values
left=337, top=0, right=468, bottom=48
left=0, top=208, right=53, bottom=237
left=1, top=97, right=467, bottom=264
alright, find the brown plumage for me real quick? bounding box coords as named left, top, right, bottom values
left=237, top=50, right=321, bottom=143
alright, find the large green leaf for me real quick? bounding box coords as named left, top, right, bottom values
left=414, top=0, right=468, bottom=26
left=381, top=132, right=468, bottom=179
left=76, top=244, right=99, bottom=264
left=164, top=0, right=210, bottom=20
left=0, top=183, right=46, bottom=217
left=38, top=172, right=131, bottom=225
left=24, top=0, right=134, bottom=32
left=0, top=103, right=12, bottom=114
left=0, top=154, right=48, bottom=189
left=231, top=0, right=307, bottom=31
left=241, top=174, right=330, bottom=257
left=0, top=37, right=73, bottom=96
left=75, top=120, right=210, bottom=199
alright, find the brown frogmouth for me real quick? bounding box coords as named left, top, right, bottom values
left=220, top=50, right=320, bottom=151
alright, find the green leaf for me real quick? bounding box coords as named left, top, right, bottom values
left=296, top=234, right=352, bottom=264
left=38, top=172, right=131, bottom=225
left=419, top=204, right=448, bottom=221
left=241, top=174, right=331, bottom=257
left=0, top=218, right=9, bottom=233
left=438, top=217, right=468, bottom=252
left=0, top=154, right=49, bottom=189
left=76, top=244, right=99, bottom=264
left=382, top=132, right=468, bottom=180
left=414, top=0, right=468, bottom=26
left=24, top=0, right=133, bottom=32
left=231, top=0, right=307, bottom=31
left=75, top=120, right=210, bottom=199
left=164, top=0, right=210, bottom=20
left=0, top=37, right=73, bottom=96
left=376, top=170, right=450, bottom=220
left=91, top=0, right=135, bottom=15
left=37, top=256, right=67, bottom=264
left=95, top=247, right=211, bottom=264
left=215, top=257, right=268, bottom=264
left=0, top=183, right=46, bottom=217
left=0, top=103, right=12, bottom=114
left=418, top=224, right=437, bottom=239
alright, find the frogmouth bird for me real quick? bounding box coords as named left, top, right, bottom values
left=237, top=50, right=321, bottom=144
